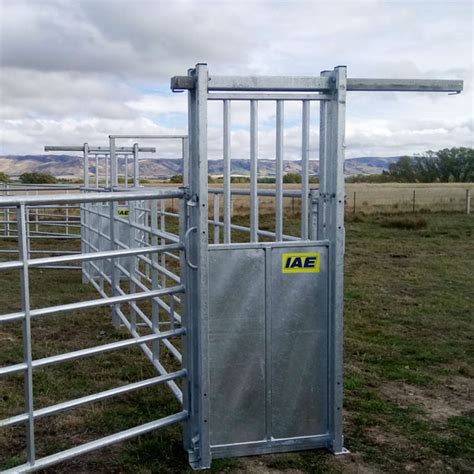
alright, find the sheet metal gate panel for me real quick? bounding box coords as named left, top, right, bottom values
left=172, top=64, right=463, bottom=469
left=208, top=242, right=329, bottom=456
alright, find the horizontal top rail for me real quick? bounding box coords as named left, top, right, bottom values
left=209, top=187, right=317, bottom=197
left=44, top=146, right=156, bottom=153
left=347, top=78, right=463, bottom=92
left=0, top=189, right=184, bottom=207
left=1, top=186, right=83, bottom=192
left=109, top=134, right=188, bottom=139
left=171, top=74, right=463, bottom=93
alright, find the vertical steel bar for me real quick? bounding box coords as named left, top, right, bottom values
left=83, top=143, right=89, bottom=189
left=301, top=100, right=310, bottom=240
left=182, top=137, right=189, bottom=187
left=65, top=190, right=70, bottom=235
left=125, top=154, right=129, bottom=188
left=109, top=137, right=117, bottom=188
left=129, top=200, right=136, bottom=332
left=17, top=204, right=36, bottom=465
left=250, top=100, right=259, bottom=242
left=318, top=71, right=331, bottom=240
left=213, top=192, right=220, bottom=244
left=2, top=184, right=5, bottom=236
left=150, top=199, right=160, bottom=361
left=105, top=154, right=110, bottom=188
left=95, top=155, right=99, bottom=188
left=223, top=100, right=231, bottom=243
left=160, top=199, right=167, bottom=288
left=35, top=192, right=39, bottom=234
left=309, top=189, right=318, bottom=240
left=109, top=200, right=120, bottom=327
left=275, top=100, right=284, bottom=241
left=133, top=143, right=139, bottom=188
left=467, top=189, right=471, bottom=214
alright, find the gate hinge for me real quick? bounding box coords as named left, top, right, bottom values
left=186, top=193, right=199, bottom=207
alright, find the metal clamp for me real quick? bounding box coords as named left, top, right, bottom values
left=184, top=226, right=198, bottom=269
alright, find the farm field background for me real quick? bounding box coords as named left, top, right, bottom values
left=0, top=210, right=473, bottom=472
left=139, top=182, right=474, bottom=215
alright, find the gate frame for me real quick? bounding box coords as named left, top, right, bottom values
left=171, top=64, right=463, bottom=469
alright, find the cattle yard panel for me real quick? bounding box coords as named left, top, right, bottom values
left=0, top=184, right=83, bottom=269
left=0, top=189, right=188, bottom=473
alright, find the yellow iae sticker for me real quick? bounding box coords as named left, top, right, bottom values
left=282, top=252, right=320, bottom=273
left=117, top=208, right=129, bottom=217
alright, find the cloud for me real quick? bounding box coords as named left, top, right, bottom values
left=0, top=0, right=472, bottom=157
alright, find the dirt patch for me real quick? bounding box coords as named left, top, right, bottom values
left=233, top=457, right=304, bottom=473
left=379, top=377, right=473, bottom=422
left=331, top=451, right=381, bottom=474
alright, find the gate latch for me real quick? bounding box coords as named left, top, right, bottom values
left=184, top=227, right=198, bottom=270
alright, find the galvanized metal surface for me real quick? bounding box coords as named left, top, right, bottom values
left=208, top=243, right=329, bottom=456
left=208, top=247, right=266, bottom=446
left=175, top=63, right=462, bottom=469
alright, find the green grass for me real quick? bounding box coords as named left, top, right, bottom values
left=0, top=212, right=473, bottom=472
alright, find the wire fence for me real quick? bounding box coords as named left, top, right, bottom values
left=206, top=183, right=473, bottom=216
left=345, top=184, right=472, bottom=215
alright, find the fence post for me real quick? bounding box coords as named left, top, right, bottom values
left=353, top=191, right=356, bottom=215
left=466, top=189, right=471, bottom=215
left=412, top=189, right=416, bottom=213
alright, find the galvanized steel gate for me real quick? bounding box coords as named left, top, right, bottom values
left=171, top=64, right=463, bottom=469
left=0, top=65, right=462, bottom=472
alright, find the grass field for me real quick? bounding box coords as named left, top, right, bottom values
left=0, top=211, right=473, bottom=473
left=146, top=182, right=474, bottom=216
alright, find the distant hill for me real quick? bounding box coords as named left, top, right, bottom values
left=0, top=154, right=401, bottom=178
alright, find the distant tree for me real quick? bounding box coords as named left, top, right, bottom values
left=346, top=171, right=393, bottom=183
left=258, top=177, right=276, bottom=184
left=231, top=176, right=250, bottom=183
left=283, top=173, right=302, bottom=184
left=19, top=172, right=57, bottom=184
left=169, top=174, right=183, bottom=184
left=0, top=172, right=10, bottom=183
left=387, top=156, right=418, bottom=182
left=387, top=148, right=473, bottom=183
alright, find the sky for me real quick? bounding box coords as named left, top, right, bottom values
left=0, top=0, right=472, bottom=160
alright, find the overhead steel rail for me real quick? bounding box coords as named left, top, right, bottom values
left=171, top=74, right=462, bottom=93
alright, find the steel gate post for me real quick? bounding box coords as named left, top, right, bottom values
left=182, top=63, right=211, bottom=469
left=321, top=66, right=347, bottom=454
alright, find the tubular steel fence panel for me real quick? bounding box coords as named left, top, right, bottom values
left=0, top=189, right=188, bottom=473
